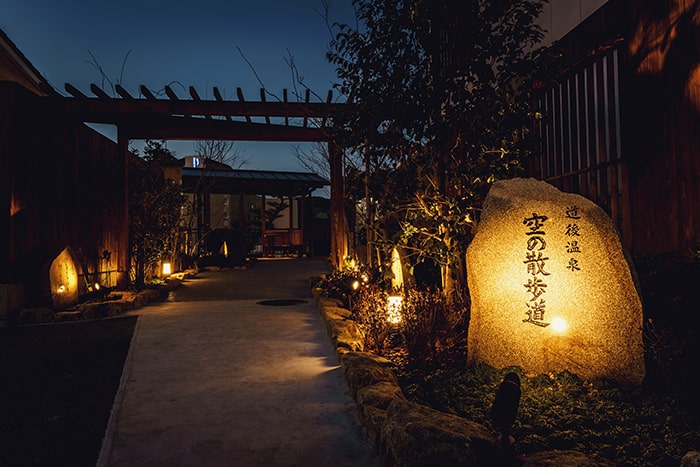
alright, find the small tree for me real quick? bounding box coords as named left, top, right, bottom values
left=327, top=0, right=556, bottom=303
left=129, top=140, right=186, bottom=289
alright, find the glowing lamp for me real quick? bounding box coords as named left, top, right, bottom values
left=162, top=262, right=172, bottom=276
left=57, top=284, right=66, bottom=293
left=352, top=280, right=360, bottom=291
left=386, top=295, right=403, bottom=324
left=551, top=317, right=567, bottom=334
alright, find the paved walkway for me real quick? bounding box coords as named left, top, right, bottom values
left=98, top=258, right=380, bottom=467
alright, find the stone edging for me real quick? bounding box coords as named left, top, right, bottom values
left=13, top=269, right=199, bottom=325
left=311, top=287, right=615, bottom=467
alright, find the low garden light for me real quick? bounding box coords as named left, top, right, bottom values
left=386, top=295, right=403, bottom=324
left=162, top=262, right=172, bottom=276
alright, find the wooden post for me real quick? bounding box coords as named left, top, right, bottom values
left=261, top=194, right=267, bottom=256
left=329, top=142, right=346, bottom=268
left=301, top=192, right=309, bottom=257
left=116, top=128, right=130, bottom=289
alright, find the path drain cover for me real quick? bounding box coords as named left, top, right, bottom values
left=256, top=299, right=308, bottom=306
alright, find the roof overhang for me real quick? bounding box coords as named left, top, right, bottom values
left=180, top=167, right=328, bottom=196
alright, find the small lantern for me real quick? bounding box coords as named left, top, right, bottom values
left=386, top=295, right=403, bottom=324
left=162, top=262, right=172, bottom=276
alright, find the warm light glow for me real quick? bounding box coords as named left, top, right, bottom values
left=551, top=317, right=568, bottom=334
left=162, top=262, right=172, bottom=276
left=466, top=178, right=646, bottom=385
left=386, top=295, right=403, bottom=324
left=391, top=248, right=404, bottom=289
left=352, top=280, right=360, bottom=290
left=57, top=284, right=66, bottom=293
left=361, top=273, right=369, bottom=283
left=221, top=241, right=229, bottom=258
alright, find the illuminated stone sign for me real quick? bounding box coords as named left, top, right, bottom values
left=46, top=247, right=80, bottom=311
left=466, top=178, right=645, bottom=385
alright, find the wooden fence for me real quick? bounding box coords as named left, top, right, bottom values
left=2, top=82, right=129, bottom=307
left=529, top=0, right=700, bottom=257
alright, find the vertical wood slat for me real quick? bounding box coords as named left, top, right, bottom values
left=535, top=47, right=628, bottom=244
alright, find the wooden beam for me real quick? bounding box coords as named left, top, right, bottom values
left=237, top=87, right=252, bottom=123
left=90, top=84, right=111, bottom=99
left=213, top=86, right=232, bottom=121
left=303, top=89, right=311, bottom=127
left=58, top=94, right=343, bottom=119
left=140, top=85, right=157, bottom=100
left=118, top=116, right=331, bottom=142
left=65, top=83, right=88, bottom=98
left=189, top=86, right=210, bottom=119
left=321, top=90, right=333, bottom=127
left=260, top=88, right=271, bottom=124
left=164, top=85, right=178, bottom=101
left=115, top=84, right=134, bottom=99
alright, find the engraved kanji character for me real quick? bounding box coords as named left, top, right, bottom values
left=565, top=223, right=581, bottom=236
left=524, top=277, right=547, bottom=299
left=523, top=251, right=550, bottom=276
left=523, top=213, right=549, bottom=235
left=566, top=240, right=581, bottom=253
left=567, top=258, right=581, bottom=271
left=565, top=205, right=581, bottom=219
left=527, top=236, right=547, bottom=251
left=523, top=299, right=550, bottom=327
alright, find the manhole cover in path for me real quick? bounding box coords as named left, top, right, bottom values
left=256, top=299, right=308, bottom=306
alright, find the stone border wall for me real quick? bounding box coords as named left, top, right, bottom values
left=311, top=285, right=615, bottom=467
left=11, top=270, right=197, bottom=325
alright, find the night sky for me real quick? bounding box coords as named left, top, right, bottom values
left=1, top=0, right=605, bottom=171
left=2, top=0, right=355, bottom=171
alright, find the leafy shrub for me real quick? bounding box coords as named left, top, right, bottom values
left=349, top=285, right=393, bottom=353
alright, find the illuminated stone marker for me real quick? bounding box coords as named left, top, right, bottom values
left=466, top=178, right=645, bottom=385
left=45, top=247, right=80, bottom=311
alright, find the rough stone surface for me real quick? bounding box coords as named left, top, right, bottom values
left=466, top=178, right=645, bottom=385
left=682, top=451, right=700, bottom=467
left=341, top=352, right=399, bottom=398
left=44, top=247, right=80, bottom=310
left=320, top=305, right=353, bottom=322
left=18, top=307, right=55, bottom=324
left=319, top=306, right=365, bottom=352
left=361, top=405, right=388, bottom=448
left=518, top=449, right=616, bottom=466
left=381, top=399, right=504, bottom=467
left=318, top=297, right=345, bottom=309
left=356, top=381, right=406, bottom=410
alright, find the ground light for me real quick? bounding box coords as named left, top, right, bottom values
left=386, top=295, right=403, bottom=324
left=162, top=262, right=172, bottom=276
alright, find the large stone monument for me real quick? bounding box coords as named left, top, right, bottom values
left=42, top=247, right=80, bottom=311
left=466, top=178, right=645, bottom=385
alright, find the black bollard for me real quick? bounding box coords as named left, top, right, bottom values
left=489, top=371, right=521, bottom=450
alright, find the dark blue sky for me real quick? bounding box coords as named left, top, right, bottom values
left=2, top=0, right=355, bottom=171
left=2, top=0, right=603, bottom=171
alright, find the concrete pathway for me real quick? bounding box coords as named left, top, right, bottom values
left=98, top=258, right=379, bottom=467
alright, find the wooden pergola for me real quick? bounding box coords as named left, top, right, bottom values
left=56, top=83, right=348, bottom=267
